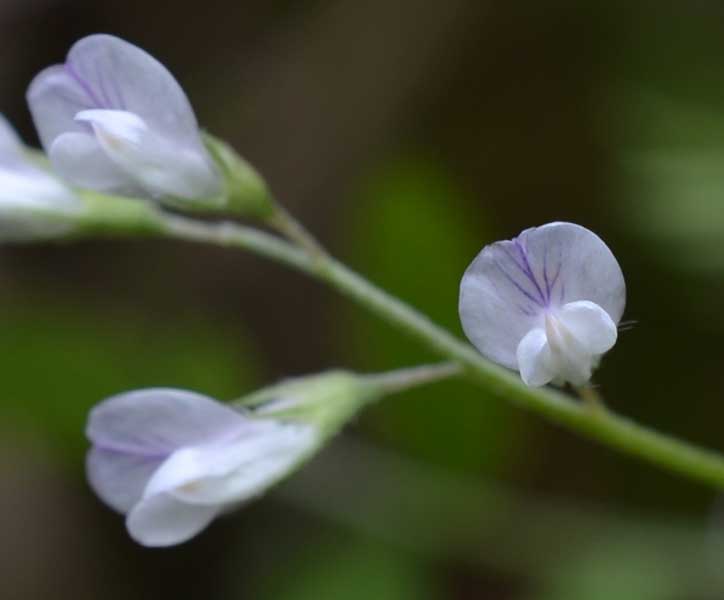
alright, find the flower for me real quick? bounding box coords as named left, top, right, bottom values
left=0, top=114, right=81, bottom=240
left=27, top=34, right=221, bottom=203
left=86, top=388, right=316, bottom=547
left=459, top=222, right=625, bottom=387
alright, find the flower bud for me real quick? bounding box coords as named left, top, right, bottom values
left=85, top=371, right=376, bottom=547
left=27, top=35, right=223, bottom=209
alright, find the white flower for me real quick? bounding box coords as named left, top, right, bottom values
left=86, top=388, right=316, bottom=547
left=27, top=34, right=221, bottom=202
left=0, top=114, right=81, bottom=240
left=459, top=222, right=626, bottom=387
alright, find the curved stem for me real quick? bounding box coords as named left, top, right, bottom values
left=364, top=362, right=463, bottom=395
left=161, top=213, right=724, bottom=489
left=267, top=204, right=329, bottom=258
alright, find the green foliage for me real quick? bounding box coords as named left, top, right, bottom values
left=616, top=95, right=724, bottom=275
left=264, top=538, right=440, bottom=600
left=337, top=157, right=522, bottom=472
left=610, top=11, right=724, bottom=278
left=542, top=543, right=678, bottom=600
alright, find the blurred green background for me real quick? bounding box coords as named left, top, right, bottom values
left=2, top=1, right=724, bottom=598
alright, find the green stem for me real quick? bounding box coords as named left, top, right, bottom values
left=161, top=213, right=724, bottom=489
left=364, top=362, right=463, bottom=395
left=267, top=204, right=329, bottom=258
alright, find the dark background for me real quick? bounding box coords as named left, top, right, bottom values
left=2, top=1, right=724, bottom=598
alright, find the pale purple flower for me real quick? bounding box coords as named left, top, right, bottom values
left=27, top=34, right=221, bottom=202
left=459, top=222, right=625, bottom=387
left=0, top=114, right=80, bottom=240
left=86, top=388, right=315, bottom=547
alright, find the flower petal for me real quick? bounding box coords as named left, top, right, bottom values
left=86, top=388, right=249, bottom=457
left=144, top=421, right=315, bottom=506
left=75, top=109, right=220, bottom=199
left=460, top=241, right=546, bottom=369
left=544, top=314, right=593, bottom=385
left=516, top=328, right=555, bottom=387
left=26, top=65, right=91, bottom=152
left=459, top=222, right=625, bottom=369
left=86, top=447, right=163, bottom=513
left=0, top=114, right=23, bottom=158
left=515, top=222, right=625, bottom=322
left=28, top=36, right=197, bottom=145
left=0, top=173, right=79, bottom=241
left=0, top=166, right=76, bottom=208
left=126, top=493, right=219, bottom=547
left=50, top=132, right=136, bottom=193
left=191, top=424, right=316, bottom=504
left=0, top=115, right=82, bottom=240
left=27, top=35, right=221, bottom=200
left=557, top=300, right=618, bottom=355
left=64, top=35, right=200, bottom=142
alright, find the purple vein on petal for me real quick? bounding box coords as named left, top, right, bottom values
left=548, top=262, right=562, bottom=301
left=93, top=440, right=170, bottom=461
left=542, top=244, right=551, bottom=303
left=517, top=303, right=536, bottom=317
left=499, top=244, right=546, bottom=305
left=65, top=61, right=107, bottom=109
left=514, top=239, right=547, bottom=305
left=488, top=265, right=536, bottom=315
left=494, top=259, right=544, bottom=307
left=542, top=241, right=563, bottom=306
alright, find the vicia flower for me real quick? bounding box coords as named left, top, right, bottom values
left=459, top=222, right=625, bottom=387
left=27, top=34, right=222, bottom=204
left=0, top=114, right=81, bottom=240
left=86, top=388, right=316, bottom=547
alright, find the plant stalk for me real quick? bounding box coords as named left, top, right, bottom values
left=161, top=213, right=724, bottom=490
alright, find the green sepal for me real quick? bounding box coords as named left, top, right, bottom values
left=73, top=190, right=166, bottom=238
left=199, top=133, right=275, bottom=219
left=234, top=370, right=378, bottom=440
